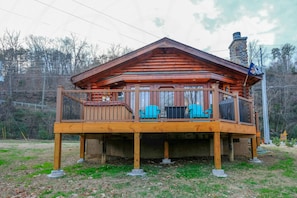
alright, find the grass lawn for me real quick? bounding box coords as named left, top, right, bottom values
left=0, top=140, right=297, bottom=197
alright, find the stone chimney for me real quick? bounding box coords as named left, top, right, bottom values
left=229, top=32, right=248, bottom=67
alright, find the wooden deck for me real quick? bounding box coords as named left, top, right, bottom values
left=53, top=85, right=260, bottom=175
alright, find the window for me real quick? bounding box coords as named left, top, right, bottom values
left=159, top=89, right=174, bottom=117
left=130, top=87, right=150, bottom=112
left=184, top=86, right=204, bottom=106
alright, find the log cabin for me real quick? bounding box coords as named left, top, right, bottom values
left=50, top=32, right=262, bottom=178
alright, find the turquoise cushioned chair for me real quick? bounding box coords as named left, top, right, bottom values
left=139, top=105, right=161, bottom=119
left=188, top=104, right=211, bottom=118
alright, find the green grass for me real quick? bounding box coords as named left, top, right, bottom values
left=1, top=141, right=297, bottom=197
left=64, top=164, right=132, bottom=178
left=0, top=159, right=7, bottom=166
left=176, top=164, right=210, bottom=179
left=14, top=164, right=29, bottom=170
left=243, top=178, right=258, bottom=185
left=224, top=161, right=257, bottom=171
left=268, top=154, right=297, bottom=178
left=258, top=186, right=297, bottom=198
left=113, top=182, right=131, bottom=189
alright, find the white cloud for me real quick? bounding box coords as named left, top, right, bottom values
left=0, top=0, right=295, bottom=60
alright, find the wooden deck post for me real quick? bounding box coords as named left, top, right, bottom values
left=212, top=131, right=227, bottom=177
left=48, top=85, right=65, bottom=177
left=134, top=132, right=140, bottom=169
left=164, top=140, right=169, bottom=159
left=161, top=140, right=173, bottom=164
left=53, top=85, right=63, bottom=169
left=213, top=132, right=221, bottom=169
left=255, top=112, right=261, bottom=146
left=128, top=132, right=146, bottom=176
left=251, top=137, right=257, bottom=159
left=79, top=134, right=85, bottom=160
left=228, top=134, right=234, bottom=162
left=53, top=133, right=62, bottom=170
left=101, top=136, right=106, bottom=164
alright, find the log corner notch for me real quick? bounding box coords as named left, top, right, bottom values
left=212, top=131, right=228, bottom=178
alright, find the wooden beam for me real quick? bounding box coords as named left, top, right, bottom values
left=79, top=134, right=85, bottom=159
left=134, top=132, right=141, bottom=169
left=54, top=122, right=221, bottom=134
left=54, top=121, right=257, bottom=135
left=219, top=122, right=256, bottom=135
left=164, top=140, right=169, bottom=159
left=53, top=133, right=62, bottom=170
left=213, top=132, right=221, bottom=169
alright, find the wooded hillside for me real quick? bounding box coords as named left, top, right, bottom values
left=0, top=30, right=296, bottom=140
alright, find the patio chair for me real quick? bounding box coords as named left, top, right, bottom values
left=139, top=105, right=161, bottom=119
left=188, top=104, right=212, bottom=118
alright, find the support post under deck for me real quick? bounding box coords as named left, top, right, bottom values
left=228, top=135, right=234, bottom=162
left=48, top=133, right=65, bottom=178
left=212, top=132, right=227, bottom=177
left=161, top=140, right=173, bottom=164
left=250, top=137, right=261, bottom=163
left=128, top=132, right=145, bottom=176
left=77, top=134, right=85, bottom=163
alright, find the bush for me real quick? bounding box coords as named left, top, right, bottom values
left=272, top=137, right=281, bottom=146
left=285, top=138, right=297, bottom=147
left=0, top=103, right=56, bottom=139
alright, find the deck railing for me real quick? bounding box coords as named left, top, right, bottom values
left=55, top=85, right=255, bottom=125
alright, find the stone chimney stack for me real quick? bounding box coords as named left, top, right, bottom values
left=229, top=32, right=248, bottom=67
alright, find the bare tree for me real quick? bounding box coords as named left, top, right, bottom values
left=267, top=43, right=297, bottom=137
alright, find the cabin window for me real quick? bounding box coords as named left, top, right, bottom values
left=130, top=87, right=150, bottom=112
left=184, top=86, right=204, bottom=106
left=159, top=88, right=174, bottom=117
left=118, top=92, right=124, bottom=101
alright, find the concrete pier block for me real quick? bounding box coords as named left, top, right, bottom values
left=212, top=169, right=227, bottom=178
left=127, top=169, right=146, bottom=176
left=47, top=170, right=65, bottom=178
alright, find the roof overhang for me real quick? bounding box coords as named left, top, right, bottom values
left=71, top=37, right=262, bottom=89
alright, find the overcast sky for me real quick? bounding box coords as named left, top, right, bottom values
left=0, top=0, right=296, bottom=59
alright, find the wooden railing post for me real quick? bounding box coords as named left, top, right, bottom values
left=134, top=85, right=140, bottom=122
left=56, top=85, right=64, bottom=122
left=211, top=84, right=219, bottom=120
left=233, top=91, right=239, bottom=123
